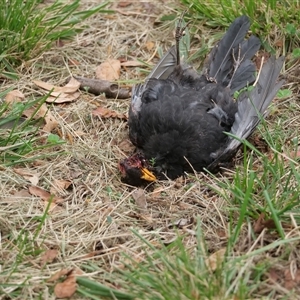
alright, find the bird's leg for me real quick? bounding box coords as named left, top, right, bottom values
left=175, top=11, right=191, bottom=65
left=227, top=44, right=245, bottom=88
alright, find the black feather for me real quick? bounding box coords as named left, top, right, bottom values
left=123, top=15, right=284, bottom=184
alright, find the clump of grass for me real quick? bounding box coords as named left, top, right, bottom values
left=0, top=0, right=110, bottom=78
left=0, top=90, right=64, bottom=165
left=181, top=0, right=300, bottom=55
left=78, top=223, right=300, bottom=299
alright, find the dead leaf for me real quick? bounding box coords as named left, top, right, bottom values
left=150, top=187, right=162, bottom=199
left=117, top=139, right=134, bottom=153
left=50, top=179, right=72, bottom=195
left=96, top=59, right=121, bottom=81
left=54, top=273, right=77, bottom=298
left=28, top=185, right=64, bottom=212
left=7, top=189, right=31, bottom=201
left=23, top=103, right=58, bottom=132
left=45, top=91, right=81, bottom=104
left=14, top=168, right=40, bottom=185
left=205, top=248, right=226, bottom=272
left=284, top=269, right=300, bottom=290
left=33, top=78, right=81, bottom=104
left=120, top=60, right=146, bottom=67
left=145, top=41, right=155, bottom=51
left=47, top=269, right=70, bottom=282
left=253, top=213, right=276, bottom=233
left=28, top=185, right=63, bottom=203
left=117, top=1, right=131, bottom=7
left=33, top=77, right=80, bottom=94
left=92, top=106, right=127, bottom=121
left=40, top=249, right=58, bottom=266
left=5, top=90, right=25, bottom=104
left=132, top=188, right=147, bottom=210
left=54, top=179, right=72, bottom=190
left=286, top=149, right=300, bottom=159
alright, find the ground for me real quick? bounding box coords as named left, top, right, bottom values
left=1, top=1, right=300, bottom=299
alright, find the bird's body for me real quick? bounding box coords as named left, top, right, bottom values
left=119, top=15, right=284, bottom=185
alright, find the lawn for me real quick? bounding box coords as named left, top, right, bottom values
left=1, top=0, right=300, bottom=299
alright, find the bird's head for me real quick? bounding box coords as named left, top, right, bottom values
left=118, top=152, right=157, bottom=186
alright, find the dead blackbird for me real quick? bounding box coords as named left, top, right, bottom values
left=119, top=15, right=284, bottom=186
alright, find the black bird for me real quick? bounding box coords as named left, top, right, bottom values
left=119, top=15, right=284, bottom=186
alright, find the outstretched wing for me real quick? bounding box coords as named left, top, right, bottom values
left=207, top=55, right=285, bottom=172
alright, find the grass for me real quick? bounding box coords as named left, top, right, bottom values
left=1, top=0, right=300, bottom=299
left=179, top=0, right=300, bottom=61
left=0, top=91, right=65, bottom=166
left=0, top=0, right=110, bottom=78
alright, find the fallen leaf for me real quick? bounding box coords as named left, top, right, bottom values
left=5, top=90, right=25, bottom=104
left=47, top=269, right=70, bottom=282
left=14, top=168, right=40, bottom=185
left=171, top=218, right=191, bottom=228
left=132, top=188, right=147, bottom=210
left=145, top=41, right=155, bottom=51
left=286, top=149, right=300, bottom=159
left=50, top=179, right=72, bottom=195
left=40, top=249, right=58, bottom=266
left=28, top=186, right=64, bottom=212
left=205, top=248, right=226, bottom=272
left=96, top=59, right=121, bottom=81
left=54, top=274, right=77, bottom=298
left=23, top=103, right=58, bottom=132
left=33, top=77, right=80, bottom=94
left=284, top=269, right=300, bottom=290
left=7, top=189, right=31, bottom=201
left=54, top=179, right=72, bottom=190
left=28, top=185, right=63, bottom=203
left=150, top=187, right=162, bottom=199
left=253, top=213, right=276, bottom=234
left=92, top=106, right=127, bottom=121
left=117, top=139, right=134, bottom=153
left=33, top=78, right=81, bottom=104
left=120, top=60, right=146, bottom=67
left=117, top=1, right=131, bottom=7
left=45, top=91, right=81, bottom=104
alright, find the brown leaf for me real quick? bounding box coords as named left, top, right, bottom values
left=40, top=249, right=58, bottom=266
left=47, top=268, right=70, bottom=282
left=54, top=179, right=72, bottom=190
left=14, top=168, right=40, bottom=185
left=45, top=91, right=80, bottom=104
left=33, top=77, right=80, bottom=94
left=145, top=41, right=155, bottom=51
left=205, top=248, right=226, bottom=272
left=132, top=188, right=147, bottom=210
left=120, top=60, right=146, bottom=67
left=92, top=106, right=127, bottom=120
left=54, top=274, right=77, bottom=298
left=96, top=59, right=121, bottom=81
left=253, top=213, right=276, bottom=233
left=5, top=90, right=25, bottom=104
left=117, top=139, right=134, bottom=153
left=117, top=1, right=131, bottom=7
left=33, top=78, right=81, bottom=104
left=23, top=103, right=58, bottom=132
left=28, top=186, right=64, bottom=213
left=7, top=189, right=31, bottom=201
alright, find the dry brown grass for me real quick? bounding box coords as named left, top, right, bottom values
left=1, top=1, right=300, bottom=299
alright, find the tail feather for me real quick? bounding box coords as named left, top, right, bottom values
left=229, top=60, right=256, bottom=92
left=239, top=35, right=261, bottom=60
left=207, top=16, right=251, bottom=81
left=207, top=55, right=285, bottom=171
left=206, top=16, right=261, bottom=91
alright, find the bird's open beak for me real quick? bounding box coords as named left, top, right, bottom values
left=140, top=167, right=157, bottom=182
